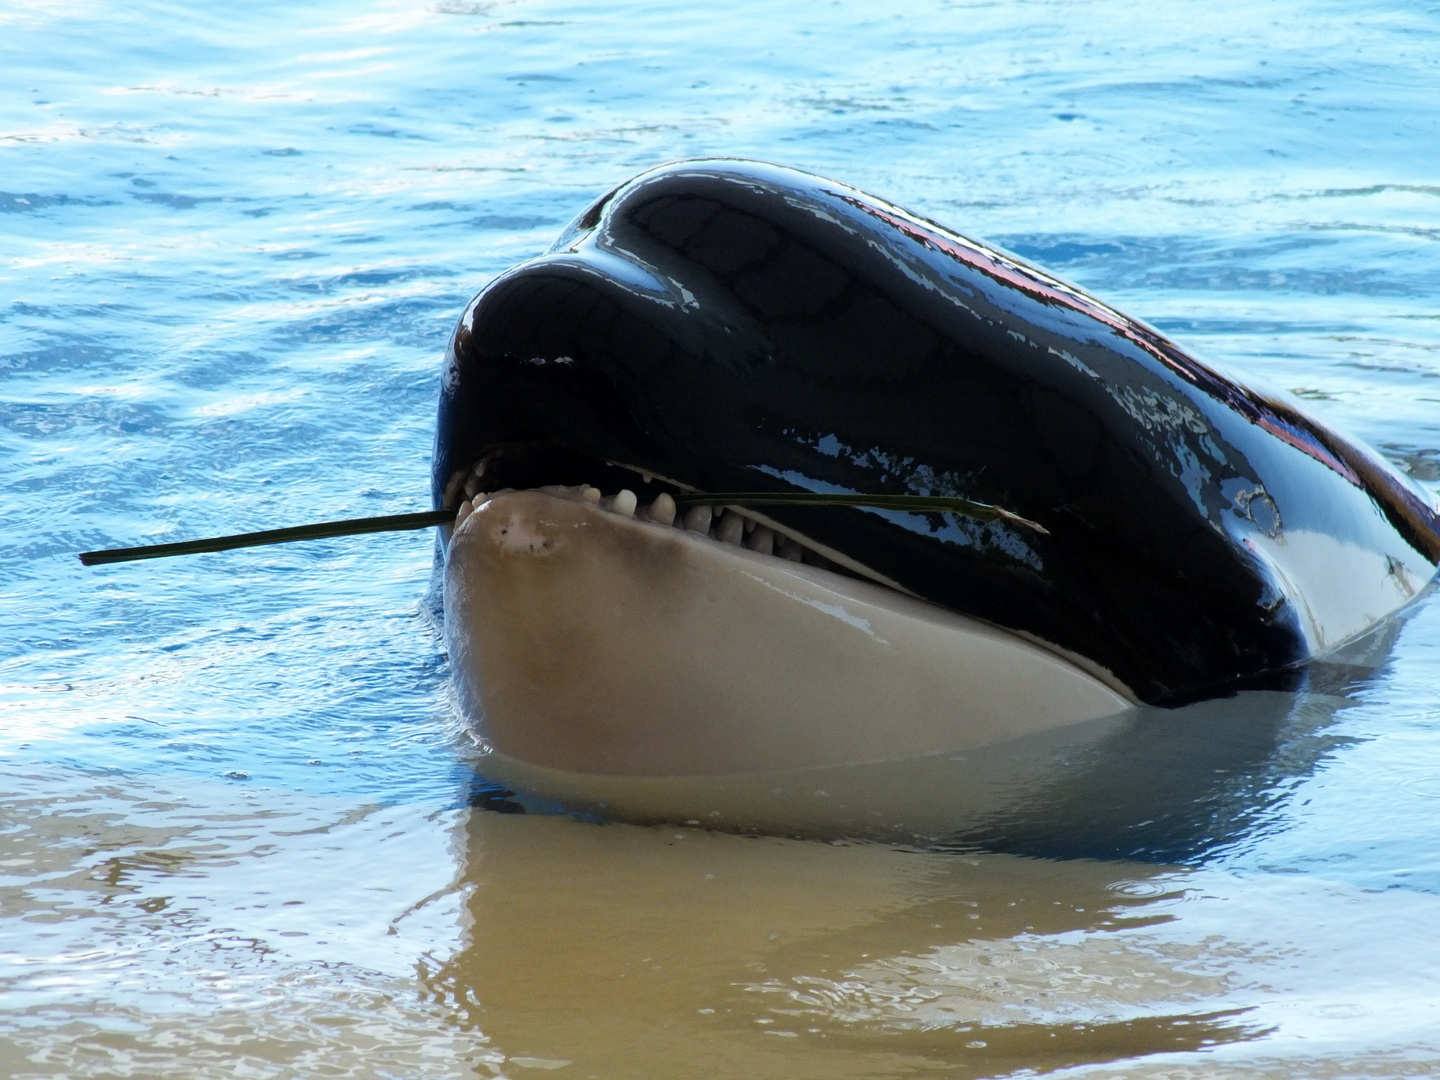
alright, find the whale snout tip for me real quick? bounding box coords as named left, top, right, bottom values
left=453, top=487, right=640, bottom=562
left=483, top=507, right=565, bottom=559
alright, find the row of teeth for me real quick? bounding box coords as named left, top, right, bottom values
left=453, top=483, right=833, bottom=568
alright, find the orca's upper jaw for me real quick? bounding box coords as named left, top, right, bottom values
left=435, top=159, right=1440, bottom=705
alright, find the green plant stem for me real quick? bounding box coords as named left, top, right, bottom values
left=672, top=492, right=1048, bottom=533
left=78, top=508, right=458, bottom=566
left=77, top=489, right=1047, bottom=567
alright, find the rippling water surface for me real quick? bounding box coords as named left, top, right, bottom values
left=4, top=1, right=1439, bottom=1076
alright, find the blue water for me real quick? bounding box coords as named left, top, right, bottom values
left=4, top=1, right=1440, bottom=1076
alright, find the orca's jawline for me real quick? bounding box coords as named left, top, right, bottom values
left=435, top=159, right=1440, bottom=705
left=445, top=487, right=1136, bottom=776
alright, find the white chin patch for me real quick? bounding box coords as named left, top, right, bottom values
left=443, top=488, right=1133, bottom=780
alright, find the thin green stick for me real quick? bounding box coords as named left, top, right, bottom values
left=672, top=492, right=1048, bottom=534
left=78, top=508, right=458, bottom=566
left=77, top=489, right=1047, bottom=567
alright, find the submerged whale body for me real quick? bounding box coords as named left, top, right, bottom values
left=433, top=159, right=1439, bottom=821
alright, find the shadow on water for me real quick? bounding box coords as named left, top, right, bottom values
left=463, top=607, right=1415, bottom=866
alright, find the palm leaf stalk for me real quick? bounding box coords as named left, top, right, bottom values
left=673, top=492, right=1046, bottom=533
left=78, top=509, right=458, bottom=566
left=77, top=492, right=1043, bottom=567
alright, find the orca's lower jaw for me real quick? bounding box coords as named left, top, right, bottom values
left=438, top=447, right=1136, bottom=780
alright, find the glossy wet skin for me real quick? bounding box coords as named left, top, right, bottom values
left=435, top=160, right=1440, bottom=702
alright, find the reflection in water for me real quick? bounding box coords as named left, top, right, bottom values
left=420, top=811, right=1264, bottom=1079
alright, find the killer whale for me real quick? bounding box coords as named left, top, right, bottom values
left=433, top=159, right=1439, bottom=793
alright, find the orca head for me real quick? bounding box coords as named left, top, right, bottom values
left=435, top=158, right=1440, bottom=715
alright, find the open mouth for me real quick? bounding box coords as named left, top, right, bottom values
left=438, top=443, right=1135, bottom=780
left=440, top=442, right=865, bottom=580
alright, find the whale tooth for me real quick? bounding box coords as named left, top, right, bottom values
left=746, top=525, right=774, bottom=555
left=777, top=536, right=805, bottom=562
left=682, top=505, right=713, bottom=534
left=648, top=492, right=679, bottom=527
left=610, top=489, right=637, bottom=518
left=581, top=486, right=602, bottom=504
left=644, top=492, right=677, bottom=526
left=464, top=474, right=484, bottom=500
left=716, top=509, right=745, bottom=546
left=743, top=517, right=756, bottom=534
left=455, top=498, right=475, bottom=528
